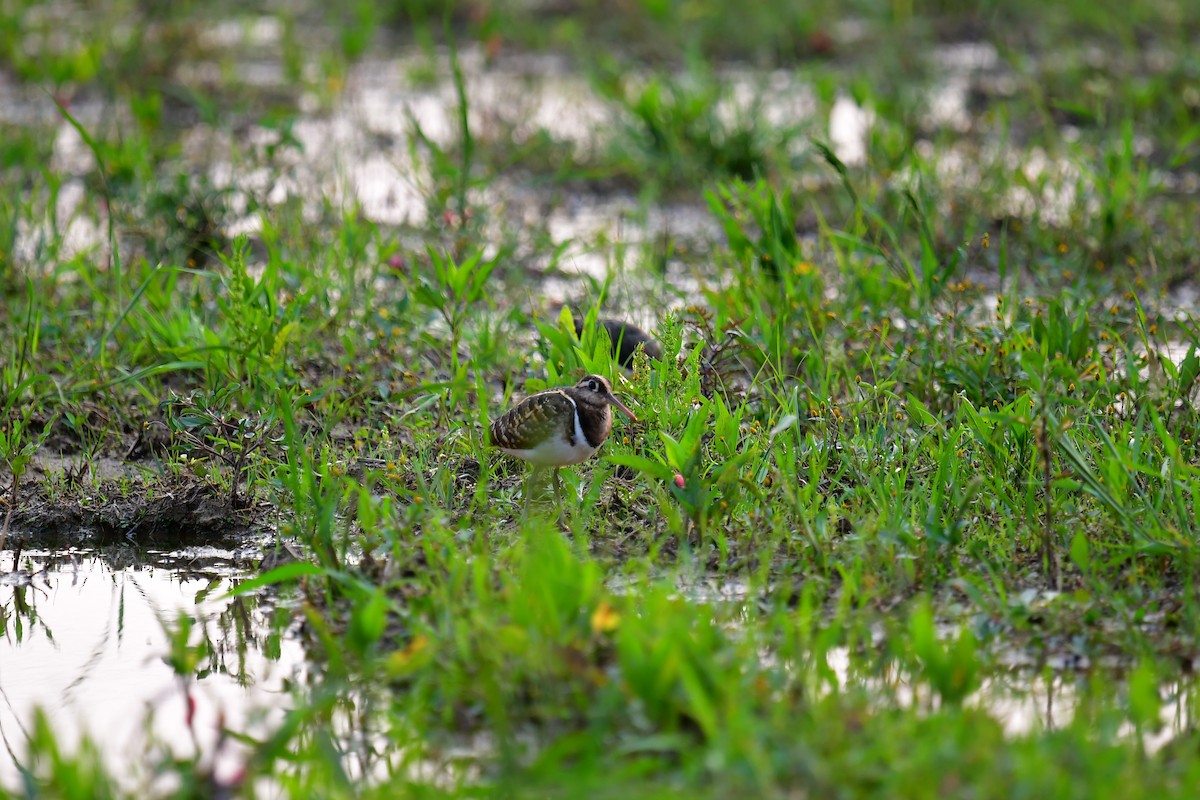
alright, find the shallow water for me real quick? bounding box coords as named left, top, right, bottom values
left=2, top=549, right=1194, bottom=789
left=673, top=576, right=1196, bottom=753
left=824, top=645, right=1195, bottom=752
left=0, top=548, right=303, bottom=787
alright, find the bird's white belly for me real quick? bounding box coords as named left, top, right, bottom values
left=500, top=408, right=597, bottom=466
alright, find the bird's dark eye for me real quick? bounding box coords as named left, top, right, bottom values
left=588, top=379, right=600, bottom=391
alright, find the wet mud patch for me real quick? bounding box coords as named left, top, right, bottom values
left=3, top=468, right=266, bottom=549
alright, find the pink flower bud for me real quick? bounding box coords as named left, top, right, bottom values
left=673, top=473, right=685, bottom=489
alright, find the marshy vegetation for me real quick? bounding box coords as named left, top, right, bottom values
left=3, top=0, right=1200, bottom=796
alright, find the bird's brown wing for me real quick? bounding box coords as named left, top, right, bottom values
left=490, top=390, right=575, bottom=450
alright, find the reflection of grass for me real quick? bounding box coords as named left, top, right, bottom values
left=4, top=0, right=1200, bottom=796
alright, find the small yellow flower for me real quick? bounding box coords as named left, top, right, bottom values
left=387, top=634, right=429, bottom=672
left=591, top=601, right=620, bottom=634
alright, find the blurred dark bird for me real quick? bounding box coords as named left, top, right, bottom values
left=574, top=318, right=662, bottom=368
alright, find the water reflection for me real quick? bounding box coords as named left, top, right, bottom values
left=675, top=578, right=1195, bottom=752
left=0, top=548, right=304, bottom=787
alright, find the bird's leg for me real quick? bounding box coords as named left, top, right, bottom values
left=521, top=466, right=540, bottom=519
left=554, top=468, right=570, bottom=526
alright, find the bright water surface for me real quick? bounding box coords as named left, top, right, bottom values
left=0, top=549, right=303, bottom=786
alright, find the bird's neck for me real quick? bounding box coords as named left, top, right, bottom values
left=568, top=391, right=613, bottom=448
